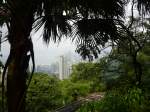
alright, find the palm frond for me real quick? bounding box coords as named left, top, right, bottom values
left=73, top=19, right=120, bottom=60
left=40, top=14, right=71, bottom=43
left=33, top=0, right=73, bottom=44
left=75, top=36, right=101, bottom=61
left=33, top=0, right=126, bottom=44
left=69, top=0, right=125, bottom=60
left=32, top=0, right=125, bottom=60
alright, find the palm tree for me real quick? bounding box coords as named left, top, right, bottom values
left=0, top=0, right=149, bottom=112
left=73, top=0, right=150, bottom=84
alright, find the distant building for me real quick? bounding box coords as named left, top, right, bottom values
left=58, top=55, right=72, bottom=80
left=50, top=62, right=59, bottom=74
left=36, top=63, right=59, bottom=76
left=59, top=56, right=65, bottom=80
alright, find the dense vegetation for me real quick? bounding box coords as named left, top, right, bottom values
left=0, top=58, right=106, bottom=112
left=8, top=40, right=150, bottom=112
left=25, top=60, right=105, bottom=112
left=77, top=40, right=150, bottom=112
left=25, top=41, right=150, bottom=112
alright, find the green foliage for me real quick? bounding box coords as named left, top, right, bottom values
left=25, top=73, right=93, bottom=111
left=138, top=42, right=150, bottom=77
left=26, top=73, right=62, bottom=112
left=76, top=36, right=150, bottom=112
left=24, top=40, right=150, bottom=112
left=102, top=39, right=150, bottom=89
left=70, top=62, right=106, bottom=92
left=71, top=62, right=101, bottom=81
left=77, top=87, right=150, bottom=112
left=60, top=80, right=91, bottom=104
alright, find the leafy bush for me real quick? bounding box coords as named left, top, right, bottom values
left=89, top=81, right=106, bottom=92
left=77, top=87, right=150, bottom=112
left=70, top=62, right=106, bottom=93
left=25, top=73, right=94, bottom=111
left=26, top=73, right=62, bottom=112
left=60, top=80, right=91, bottom=104
left=70, top=62, right=102, bottom=82
left=77, top=90, right=128, bottom=112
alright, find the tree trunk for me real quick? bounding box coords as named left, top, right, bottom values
left=6, top=11, right=33, bottom=112
left=132, top=53, right=142, bottom=87
left=7, top=46, right=31, bottom=112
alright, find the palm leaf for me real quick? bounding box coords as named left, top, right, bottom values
left=69, top=0, right=125, bottom=60
left=33, top=0, right=73, bottom=44
left=73, top=19, right=121, bottom=60
left=33, top=0, right=126, bottom=45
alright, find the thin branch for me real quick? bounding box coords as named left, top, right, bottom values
left=128, top=0, right=135, bottom=29
left=119, top=21, right=142, bottom=50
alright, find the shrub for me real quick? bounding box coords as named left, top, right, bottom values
left=60, top=80, right=91, bottom=104
left=77, top=87, right=149, bottom=112
left=26, top=73, right=62, bottom=112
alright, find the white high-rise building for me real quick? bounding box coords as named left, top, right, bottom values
left=58, top=53, right=75, bottom=80
left=59, top=56, right=65, bottom=80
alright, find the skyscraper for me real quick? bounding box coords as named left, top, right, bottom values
left=59, top=56, right=64, bottom=80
